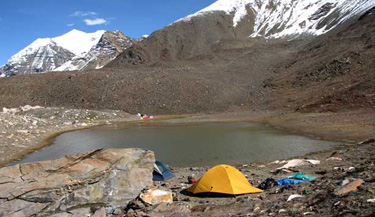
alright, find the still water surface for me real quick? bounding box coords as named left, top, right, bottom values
left=18, top=122, right=342, bottom=166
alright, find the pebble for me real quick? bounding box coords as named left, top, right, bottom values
left=112, top=208, right=123, bottom=215
left=287, top=194, right=304, bottom=202
left=104, top=207, right=113, bottom=214
left=253, top=207, right=261, bottom=212
left=367, top=199, right=375, bottom=203
left=278, top=209, right=287, bottom=214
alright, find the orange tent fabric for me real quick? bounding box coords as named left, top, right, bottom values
left=187, top=164, right=263, bottom=195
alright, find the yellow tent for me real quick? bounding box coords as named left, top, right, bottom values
left=187, top=164, right=263, bottom=195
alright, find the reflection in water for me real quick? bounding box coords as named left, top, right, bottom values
left=17, top=122, right=341, bottom=166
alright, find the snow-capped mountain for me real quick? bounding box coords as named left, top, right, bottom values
left=0, top=29, right=135, bottom=76
left=109, top=0, right=375, bottom=66
left=54, top=30, right=135, bottom=71
left=178, top=0, right=375, bottom=38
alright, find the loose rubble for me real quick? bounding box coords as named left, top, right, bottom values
left=0, top=105, right=374, bottom=216
left=160, top=140, right=375, bottom=216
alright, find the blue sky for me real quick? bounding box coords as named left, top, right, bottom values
left=0, top=0, right=216, bottom=65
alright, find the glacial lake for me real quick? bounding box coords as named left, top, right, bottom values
left=17, top=121, right=342, bottom=166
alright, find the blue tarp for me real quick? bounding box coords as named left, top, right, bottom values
left=276, top=179, right=306, bottom=186
left=153, top=160, right=174, bottom=181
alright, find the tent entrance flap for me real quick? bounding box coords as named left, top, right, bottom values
left=153, top=161, right=174, bottom=181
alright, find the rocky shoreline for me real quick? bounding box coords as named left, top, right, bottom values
left=0, top=106, right=375, bottom=216
left=0, top=106, right=140, bottom=167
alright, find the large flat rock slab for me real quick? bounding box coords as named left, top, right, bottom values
left=0, top=148, right=154, bottom=216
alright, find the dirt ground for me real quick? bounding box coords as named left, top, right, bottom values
left=0, top=106, right=374, bottom=216
left=164, top=140, right=375, bottom=217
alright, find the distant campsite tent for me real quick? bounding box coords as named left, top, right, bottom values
left=153, top=161, right=174, bottom=181
left=187, top=164, right=263, bottom=195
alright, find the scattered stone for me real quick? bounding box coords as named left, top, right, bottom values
left=326, top=157, right=343, bottom=161
left=335, top=179, right=364, bottom=196
left=254, top=207, right=261, bottom=212
left=367, top=199, right=375, bottom=203
left=342, top=178, right=359, bottom=187
left=287, top=194, right=304, bottom=202
left=91, top=208, right=106, bottom=217
left=278, top=209, right=287, bottom=214
left=303, top=212, right=315, bottom=216
left=139, top=187, right=173, bottom=205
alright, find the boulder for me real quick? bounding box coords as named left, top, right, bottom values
left=139, top=187, right=173, bottom=205
left=335, top=179, right=364, bottom=196
left=0, top=148, right=155, bottom=216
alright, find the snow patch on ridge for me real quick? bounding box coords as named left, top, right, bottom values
left=9, top=38, right=52, bottom=64
left=53, top=29, right=105, bottom=56
left=8, top=29, right=105, bottom=66
left=177, top=0, right=375, bottom=38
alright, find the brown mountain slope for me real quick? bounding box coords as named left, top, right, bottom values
left=269, top=7, right=375, bottom=112
left=106, top=10, right=256, bottom=66
left=0, top=38, right=297, bottom=114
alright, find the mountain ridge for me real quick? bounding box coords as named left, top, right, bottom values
left=108, top=0, right=375, bottom=67
left=178, top=0, right=375, bottom=37
left=0, top=29, right=135, bottom=76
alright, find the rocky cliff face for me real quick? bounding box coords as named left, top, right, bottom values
left=55, top=30, right=136, bottom=71
left=107, top=0, right=375, bottom=67
left=0, top=30, right=135, bottom=76
left=0, top=148, right=154, bottom=216
left=0, top=39, right=76, bottom=76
